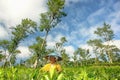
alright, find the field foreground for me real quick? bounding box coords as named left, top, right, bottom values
left=0, top=66, right=120, bottom=80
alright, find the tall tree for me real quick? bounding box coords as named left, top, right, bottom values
left=94, top=23, right=119, bottom=63
left=29, top=36, right=47, bottom=67
left=8, top=18, right=36, bottom=66
left=33, top=0, right=66, bottom=68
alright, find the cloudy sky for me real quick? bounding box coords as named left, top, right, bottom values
left=0, top=0, right=120, bottom=61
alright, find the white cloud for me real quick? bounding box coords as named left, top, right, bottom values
left=47, top=41, right=56, bottom=49
left=107, top=11, right=120, bottom=35
left=0, top=26, right=9, bottom=39
left=0, top=0, right=47, bottom=37
left=54, top=34, right=65, bottom=42
left=64, top=46, right=75, bottom=57
left=47, top=34, right=65, bottom=42
left=16, top=46, right=31, bottom=62
left=112, top=40, right=120, bottom=49
left=104, top=40, right=120, bottom=49
left=46, top=34, right=65, bottom=49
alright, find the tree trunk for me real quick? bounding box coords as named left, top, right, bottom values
left=33, top=31, right=49, bottom=68
left=108, top=51, right=113, bottom=63
left=94, top=50, right=98, bottom=64
left=33, top=59, right=38, bottom=68
left=106, top=42, right=113, bottom=63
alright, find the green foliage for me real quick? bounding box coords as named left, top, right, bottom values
left=27, top=36, right=47, bottom=67
left=0, top=19, right=37, bottom=67
left=0, top=40, right=9, bottom=50
left=29, top=36, right=46, bottom=56
left=73, top=48, right=91, bottom=66
left=94, top=23, right=114, bottom=41
left=87, top=39, right=103, bottom=64
left=8, top=18, right=36, bottom=65
left=0, top=54, right=5, bottom=61
left=0, top=66, right=120, bottom=80
left=9, top=18, right=36, bottom=53
left=31, top=0, right=66, bottom=68
left=40, top=0, right=66, bottom=32
left=88, top=22, right=120, bottom=64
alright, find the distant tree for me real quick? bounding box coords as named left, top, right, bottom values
left=54, top=37, right=69, bottom=66
left=74, top=48, right=91, bottom=66
left=103, top=45, right=120, bottom=62
left=87, top=39, right=103, bottom=64
left=72, top=51, right=79, bottom=67
left=55, top=37, right=67, bottom=52
left=61, top=50, right=70, bottom=66
left=94, top=23, right=120, bottom=63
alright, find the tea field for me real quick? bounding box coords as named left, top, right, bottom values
left=0, top=66, right=120, bottom=80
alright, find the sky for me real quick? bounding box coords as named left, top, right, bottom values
left=0, top=0, right=120, bottom=62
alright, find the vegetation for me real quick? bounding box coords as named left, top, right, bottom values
left=0, top=0, right=120, bottom=80
left=0, top=66, right=120, bottom=80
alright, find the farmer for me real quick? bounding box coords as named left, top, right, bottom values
left=40, top=52, right=62, bottom=72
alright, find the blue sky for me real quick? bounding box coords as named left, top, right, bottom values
left=0, top=0, right=120, bottom=61
left=51, top=0, right=120, bottom=50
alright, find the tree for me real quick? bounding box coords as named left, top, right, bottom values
left=55, top=37, right=67, bottom=52
left=77, top=48, right=91, bottom=66
left=28, top=36, right=47, bottom=67
left=0, top=40, right=10, bottom=67
left=33, top=0, right=66, bottom=68
left=54, top=37, right=69, bottom=66
left=0, top=54, right=5, bottom=61
left=39, top=0, right=66, bottom=48
left=103, top=45, right=120, bottom=62
left=87, top=39, right=103, bottom=64
left=72, top=51, right=79, bottom=67
left=94, top=23, right=119, bottom=63
left=94, top=23, right=114, bottom=42
left=8, top=18, right=36, bottom=66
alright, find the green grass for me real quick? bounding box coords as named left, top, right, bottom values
left=0, top=66, right=120, bottom=80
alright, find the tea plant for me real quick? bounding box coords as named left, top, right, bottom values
left=0, top=66, right=120, bottom=80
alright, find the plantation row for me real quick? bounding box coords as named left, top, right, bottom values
left=0, top=66, right=120, bottom=80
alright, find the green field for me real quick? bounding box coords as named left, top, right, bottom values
left=0, top=66, right=120, bottom=80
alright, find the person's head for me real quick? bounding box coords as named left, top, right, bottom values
left=45, top=52, right=62, bottom=64
left=49, top=56, right=57, bottom=64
